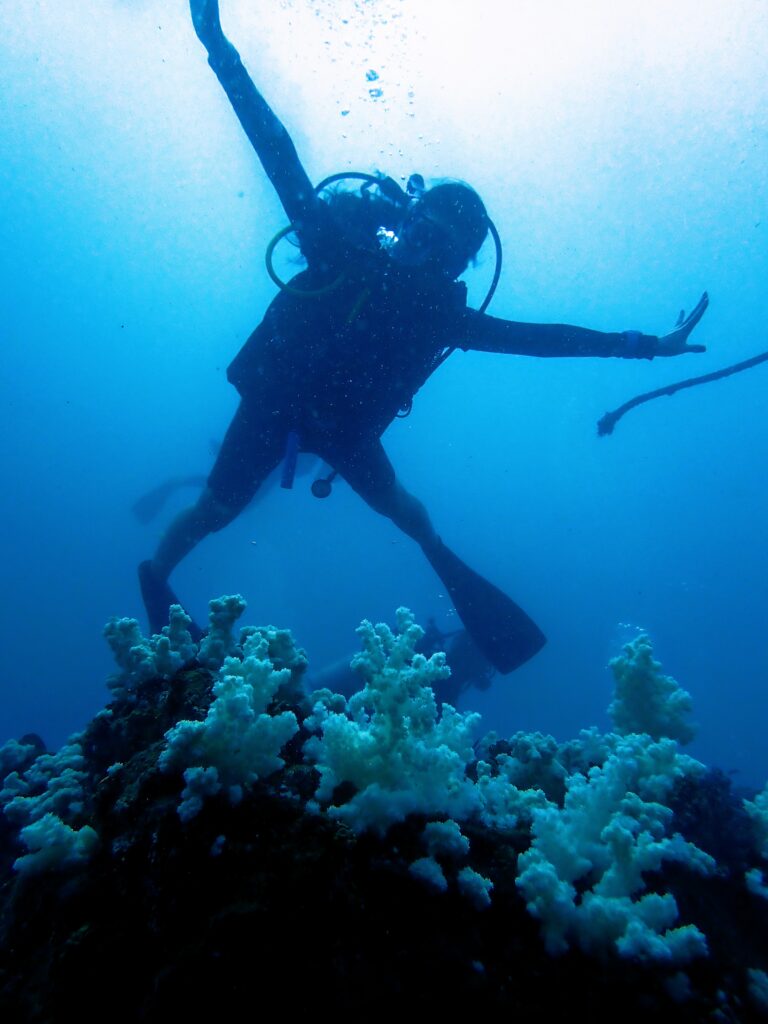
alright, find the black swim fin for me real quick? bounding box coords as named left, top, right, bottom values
left=424, top=540, right=546, bottom=674
left=138, top=561, right=204, bottom=643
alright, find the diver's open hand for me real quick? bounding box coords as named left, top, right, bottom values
left=190, top=0, right=223, bottom=46
left=656, top=292, right=709, bottom=355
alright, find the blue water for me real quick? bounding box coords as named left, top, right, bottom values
left=1, top=1, right=766, bottom=789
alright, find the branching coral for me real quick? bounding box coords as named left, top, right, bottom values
left=160, top=619, right=301, bottom=820
left=609, top=635, right=695, bottom=744
left=305, top=608, right=482, bottom=833
left=516, top=735, right=713, bottom=962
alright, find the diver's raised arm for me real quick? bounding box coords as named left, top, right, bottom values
left=189, top=0, right=319, bottom=227
left=459, top=293, right=708, bottom=359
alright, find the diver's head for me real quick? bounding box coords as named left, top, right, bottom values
left=393, top=181, right=489, bottom=278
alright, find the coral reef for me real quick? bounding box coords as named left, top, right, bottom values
left=0, top=601, right=767, bottom=1021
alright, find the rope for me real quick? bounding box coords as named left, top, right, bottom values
left=597, top=349, right=768, bottom=436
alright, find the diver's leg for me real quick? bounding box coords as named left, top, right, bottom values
left=329, top=440, right=439, bottom=547
left=138, top=486, right=242, bottom=639
left=139, top=401, right=283, bottom=633
left=148, top=486, right=239, bottom=582
left=332, top=440, right=546, bottom=674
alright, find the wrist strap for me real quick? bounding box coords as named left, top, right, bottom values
left=621, top=330, right=657, bottom=360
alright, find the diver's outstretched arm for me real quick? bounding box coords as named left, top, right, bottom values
left=189, top=0, right=319, bottom=227
left=460, top=292, right=708, bottom=360
left=460, top=312, right=653, bottom=359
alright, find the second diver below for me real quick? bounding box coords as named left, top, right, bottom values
left=140, top=0, right=709, bottom=674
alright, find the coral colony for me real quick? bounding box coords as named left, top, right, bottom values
left=1, top=598, right=767, bottom=1019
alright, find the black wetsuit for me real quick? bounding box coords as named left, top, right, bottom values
left=200, top=43, right=657, bottom=515
left=194, top=39, right=658, bottom=673
left=210, top=234, right=470, bottom=509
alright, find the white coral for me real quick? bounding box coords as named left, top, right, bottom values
left=516, top=735, right=713, bottom=962
left=306, top=608, right=482, bottom=834
left=609, top=635, right=695, bottom=744
left=161, top=626, right=299, bottom=818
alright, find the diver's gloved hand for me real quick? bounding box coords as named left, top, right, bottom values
left=656, top=291, right=709, bottom=355
left=190, top=0, right=223, bottom=47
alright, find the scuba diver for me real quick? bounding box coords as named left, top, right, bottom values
left=139, top=0, right=709, bottom=675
